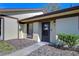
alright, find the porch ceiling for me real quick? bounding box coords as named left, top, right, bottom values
left=19, top=6, right=79, bottom=24
left=0, top=8, right=45, bottom=15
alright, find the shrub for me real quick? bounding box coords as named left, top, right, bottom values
left=58, top=33, right=79, bottom=47
left=49, top=40, right=64, bottom=48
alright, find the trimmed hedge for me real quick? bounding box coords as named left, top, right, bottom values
left=58, top=33, right=79, bottom=47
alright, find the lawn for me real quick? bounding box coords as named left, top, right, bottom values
left=0, top=41, right=16, bottom=53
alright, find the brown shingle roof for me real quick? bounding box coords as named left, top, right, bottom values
left=19, top=6, right=79, bottom=23
left=0, top=8, right=46, bottom=13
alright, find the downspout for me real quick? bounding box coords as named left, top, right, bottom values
left=17, top=20, right=19, bottom=40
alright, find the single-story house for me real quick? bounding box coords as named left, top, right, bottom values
left=0, top=9, right=44, bottom=40
left=0, top=6, right=79, bottom=43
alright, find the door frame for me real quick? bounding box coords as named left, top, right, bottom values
left=27, top=23, right=33, bottom=39
left=0, top=18, right=4, bottom=40
left=41, top=22, right=50, bottom=42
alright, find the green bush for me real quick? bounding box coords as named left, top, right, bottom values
left=58, top=33, right=79, bottom=47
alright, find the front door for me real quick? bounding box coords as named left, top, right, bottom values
left=42, top=22, right=50, bottom=42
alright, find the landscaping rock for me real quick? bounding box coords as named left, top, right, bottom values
left=0, top=39, right=36, bottom=55
left=28, top=45, right=79, bottom=56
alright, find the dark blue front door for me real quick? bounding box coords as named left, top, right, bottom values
left=42, top=22, right=50, bottom=42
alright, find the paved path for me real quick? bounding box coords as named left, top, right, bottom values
left=5, top=42, right=48, bottom=56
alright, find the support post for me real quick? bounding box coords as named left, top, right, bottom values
left=50, top=20, right=56, bottom=43
left=33, top=22, right=41, bottom=42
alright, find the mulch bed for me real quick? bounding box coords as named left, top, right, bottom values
left=49, top=44, right=79, bottom=52
left=28, top=45, right=79, bottom=56
left=6, top=39, right=37, bottom=50
left=0, top=39, right=37, bottom=55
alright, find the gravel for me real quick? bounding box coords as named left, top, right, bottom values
left=28, top=45, right=79, bottom=56
left=1, top=39, right=79, bottom=56
left=0, top=39, right=36, bottom=55
left=6, top=39, right=37, bottom=50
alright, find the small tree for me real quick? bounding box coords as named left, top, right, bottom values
left=46, top=3, right=60, bottom=12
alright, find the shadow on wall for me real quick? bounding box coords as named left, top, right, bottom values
left=19, top=24, right=25, bottom=39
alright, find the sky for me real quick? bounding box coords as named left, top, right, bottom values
left=58, top=3, right=79, bottom=9
left=0, top=3, right=48, bottom=9
left=0, top=3, right=79, bottom=9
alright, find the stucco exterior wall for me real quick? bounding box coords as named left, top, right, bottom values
left=12, top=12, right=43, bottom=39
left=3, top=11, right=79, bottom=42
left=56, top=16, right=79, bottom=34
left=23, top=24, right=27, bottom=39
left=4, top=17, right=18, bottom=40
left=3, top=12, right=43, bottom=40
left=33, top=22, right=42, bottom=42
left=50, top=20, right=56, bottom=43
left=19, top=24, right=27, bottom=39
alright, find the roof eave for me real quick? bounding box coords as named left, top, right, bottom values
left=19, top=6, right=79, bottom=23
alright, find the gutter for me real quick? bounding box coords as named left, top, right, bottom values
left=0, top=14, right=19, bottom=20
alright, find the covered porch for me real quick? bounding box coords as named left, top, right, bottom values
left=18, top=6, right=79, bottom=43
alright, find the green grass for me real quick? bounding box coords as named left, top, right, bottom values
left=0, top=41, right=16, bottom=52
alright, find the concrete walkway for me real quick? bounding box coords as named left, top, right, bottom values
left=5, top=42, right=48, bottom=56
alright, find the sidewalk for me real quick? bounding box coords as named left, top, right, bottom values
left=5, top=42, right=48, bottom=56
